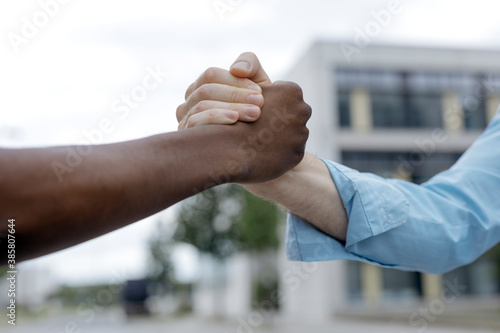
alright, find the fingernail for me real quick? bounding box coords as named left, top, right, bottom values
left=225, top=110, right=239, bottom=120
left=247, top=84, right=261, bottom=93
left=247, top=94, right=264, bottom=106
left=244, top=106, right=260, bottom=118
left=231, top=61, right=250, bottom=72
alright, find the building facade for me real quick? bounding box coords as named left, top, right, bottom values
left=280, top=42, right=500, bottom=318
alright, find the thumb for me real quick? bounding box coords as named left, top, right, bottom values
left=230, top=52, right=272, bottom=86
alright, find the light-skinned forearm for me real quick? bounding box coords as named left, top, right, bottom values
left=245, top=153, right=348, bottom=242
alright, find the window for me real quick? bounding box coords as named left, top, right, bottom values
left=407, top=93, right=443, bottom=128
left=462, top=92, right=487, bottom=130
left=371, top=92, right=406, bottom=128
left=341, top=151, right=462, bottom=184
left=338, top=90, right=350, bottom=127
left=334, top=68, right=494, bottom=130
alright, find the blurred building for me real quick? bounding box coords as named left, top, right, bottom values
left=0, top=265, right=58, bottom=311
left=193, top=251, right=278, bottom=318
left=189, top=42, right=500, bottom=322
left=280, top=41, right=500, bottom=319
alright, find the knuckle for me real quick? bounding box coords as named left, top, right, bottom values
left=294, top=146, right=305, bottom=163
left=203, top=67, right=221, bottom=82
left=230, top=88, right=241, bottom=102
left=206, top=109, right=218, bottom=122
left=196, top=85, right=211, bottom=100
left=178, top=118, right=188, bottom=130
left=193, top=100, right=208, bottom=114
left=186, top=118, right=194, bottom=128
left=185, top=83, right=195, bottom=100
left=291, top=83, right=304, bottom=99
left=281, top=81, right=302, bottom=94
left=186, top=116, right=198, bottom=128
left=303, top=103, right=312, bottom=119
left=275, top=81, right=305, bottom=102
left=176, top=103, right=186, bottom=122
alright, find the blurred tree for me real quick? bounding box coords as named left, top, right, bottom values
left=0, top=265, right=7, bottom=277
left=148, top=221, right=175, bottom=295
left=173, top=184, right=282, bottom=257
left=172, top=184, right=284, bottom=311
left=235, top=188, right=282, bottom=252
left=173, top=185, right=242, bottom=259
left=482, top=243, right=500, bottom=295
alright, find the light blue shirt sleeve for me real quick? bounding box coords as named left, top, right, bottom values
left=286, top=110, right=500, bottom=274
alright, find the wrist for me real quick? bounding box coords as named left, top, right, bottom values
left=244, top=153, right=315, bottom=201
left=179, top=124, right=250, bottom=186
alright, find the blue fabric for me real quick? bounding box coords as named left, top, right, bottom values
left=286, top=109, right=500, bottom=274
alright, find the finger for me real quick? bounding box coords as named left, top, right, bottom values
left=176, top=102, right=188, bottom=122
left=230, top=52, right=272, bottom=86
left=179, top=100, right=261, bottom=127
left=187, top=100, right=261, bottom=121
left=180, top=109, right=239, bottom=130
left=184, top=83, right=264, bottom=115
left=185, top=67, right=261, bottom=100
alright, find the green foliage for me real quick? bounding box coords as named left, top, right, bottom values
left=148, top=222, right=175, bottom=292
left=482, top=243, right=500, bottom=281
left=174, top=185, right=240, bottom=259
left=235, top=189, right=283, bottom=252
left=0, top=265, right=8, bottom=277
left=173, top=184, right=283, bottom=259
left=49, top=284, right=122, bottom=307
left=254, top=278, right=279, bottom=310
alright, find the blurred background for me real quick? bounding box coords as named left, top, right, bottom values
left=1, top=0, right=500, bottom=332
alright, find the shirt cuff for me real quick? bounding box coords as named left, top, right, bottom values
left=286, top=159, right=410, bottom=265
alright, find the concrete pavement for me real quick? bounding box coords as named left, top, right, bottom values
left=4, top=308, right=499, bottom=333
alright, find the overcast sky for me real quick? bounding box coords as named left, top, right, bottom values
left=2, top=0, right=500, bottom=285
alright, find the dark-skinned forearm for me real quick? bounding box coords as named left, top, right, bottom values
left=0, top=126, right=236, bottom=261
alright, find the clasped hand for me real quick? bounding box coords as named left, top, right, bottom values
left=176, top=52, right=312, bottom=184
